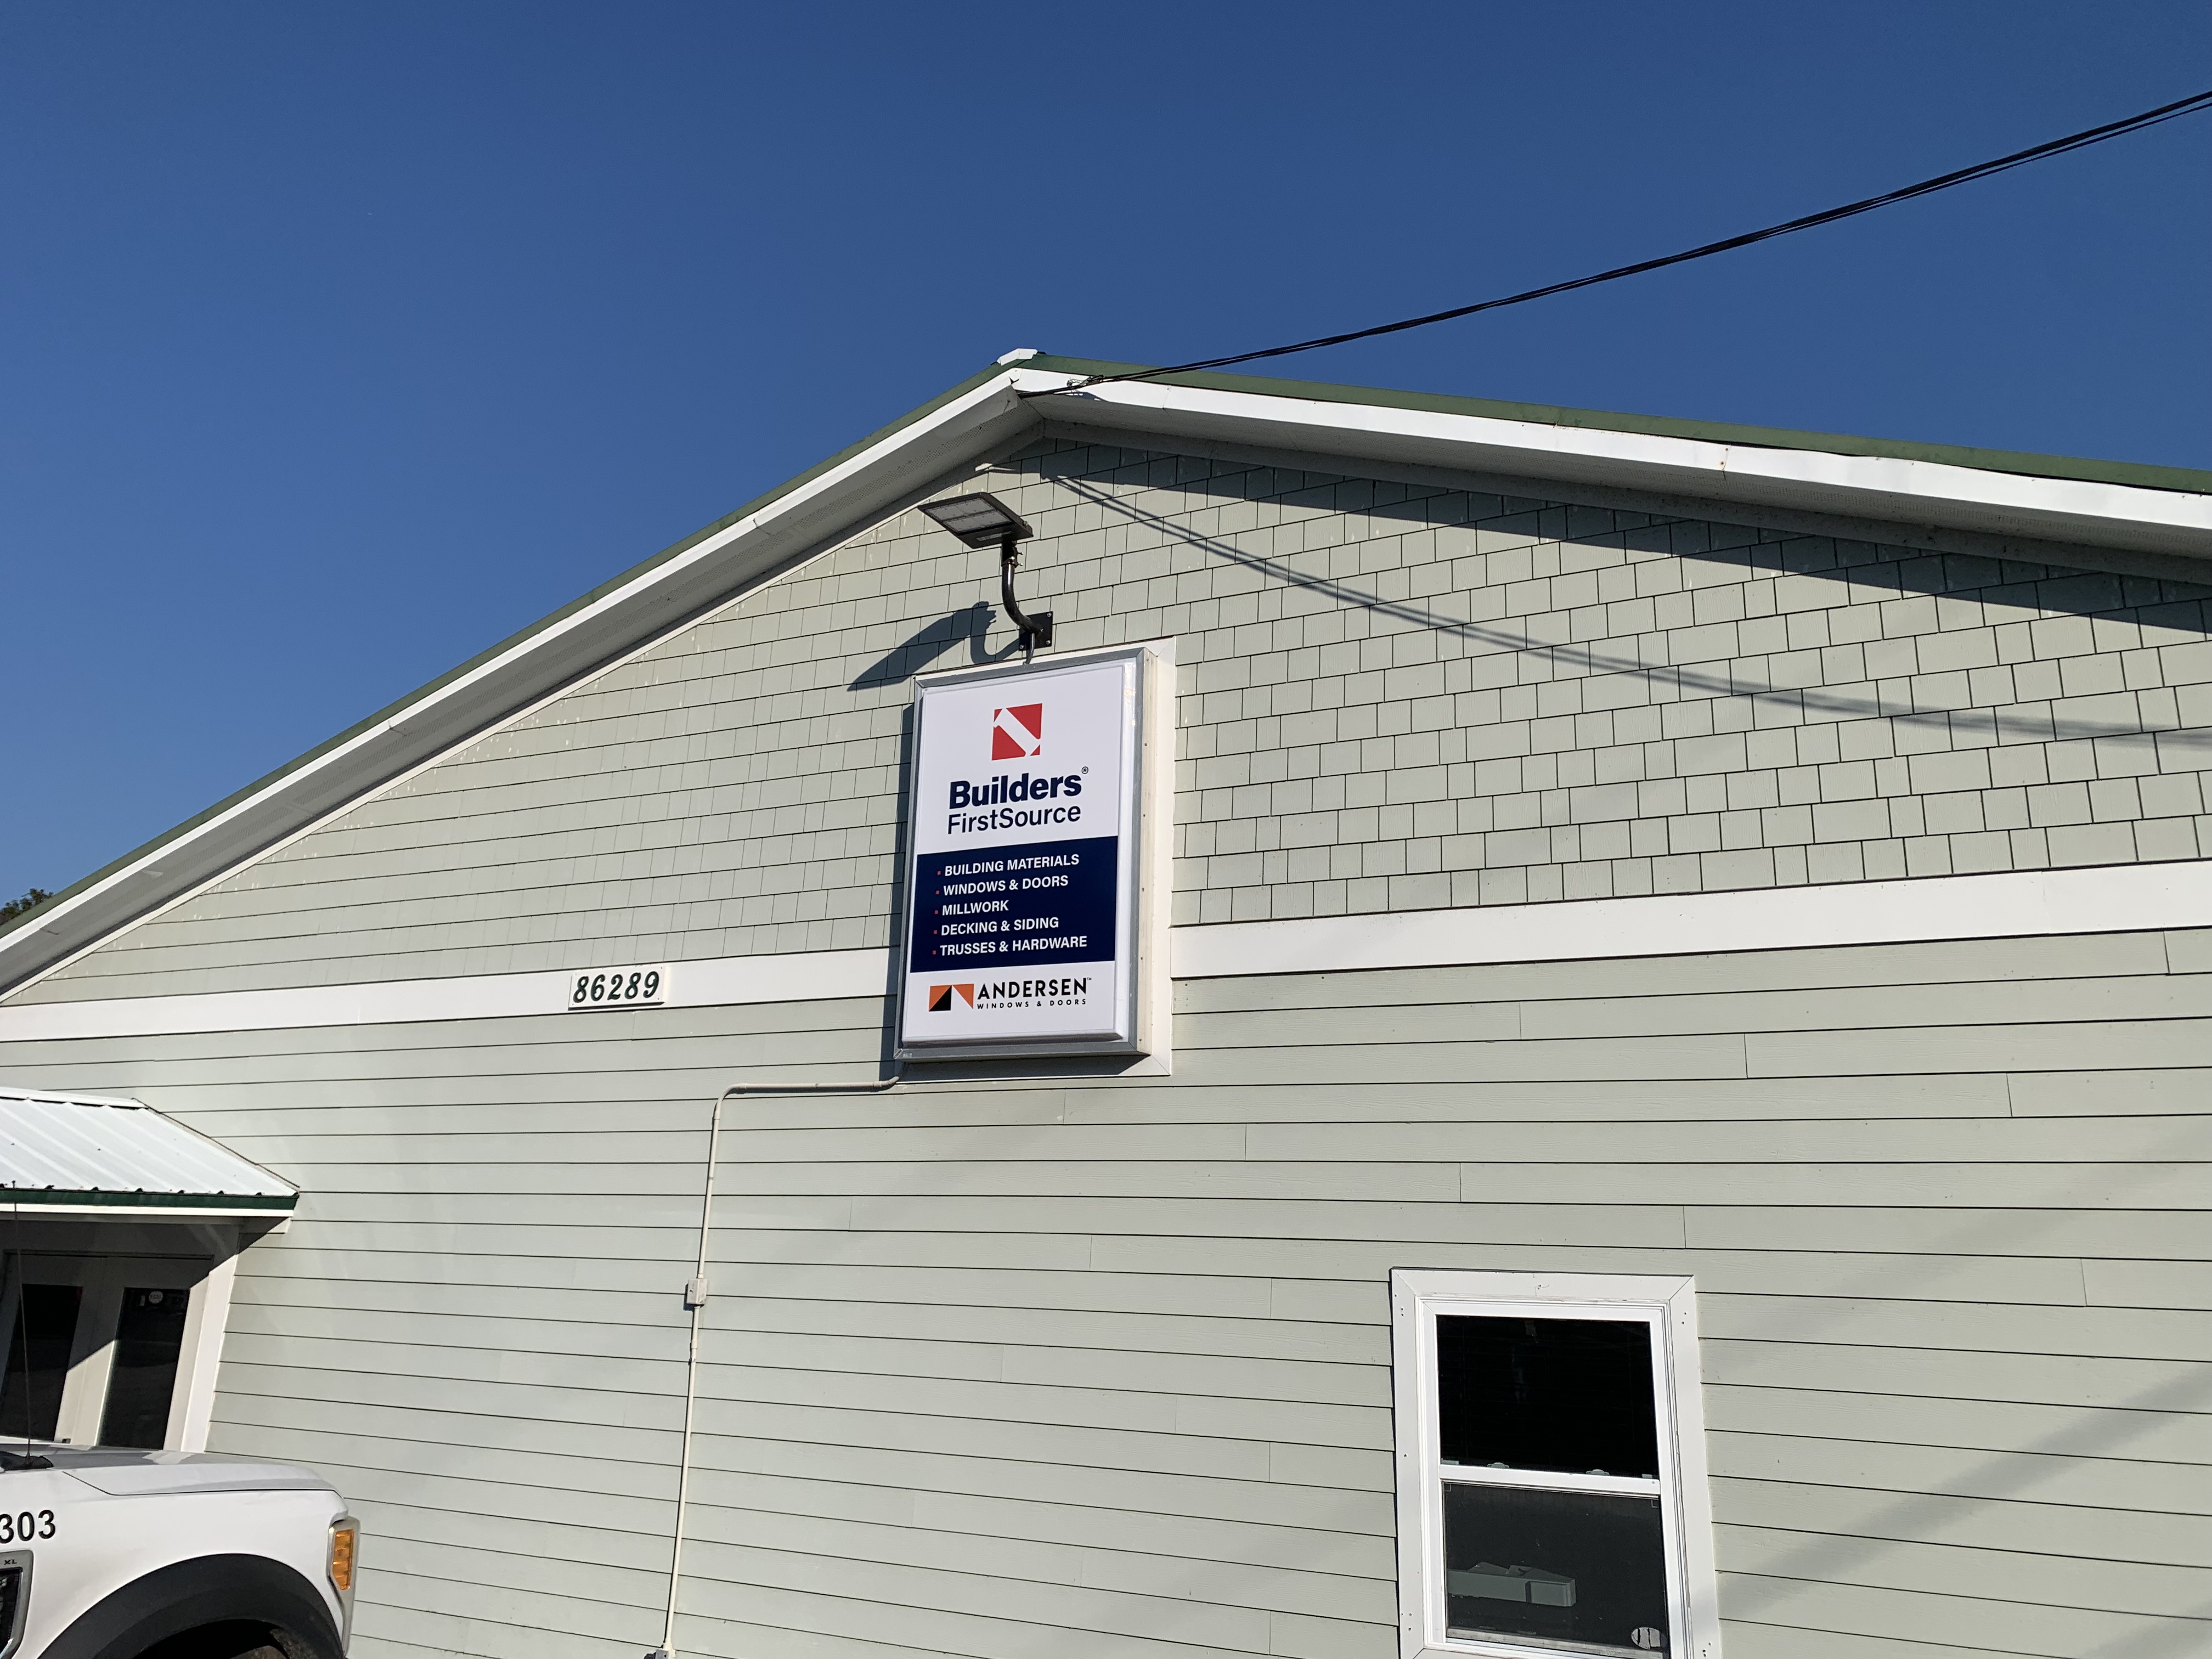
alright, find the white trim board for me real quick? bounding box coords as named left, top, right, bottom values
left=171, top=1235, right=241, bottom=1453
left=1014, top=368, right=2212, bottom=559
left=1173, top=857, right=2212, bottom=978
left=0, top=947, right=892, bottom=1043
left=2, top=859, right=2205, bottom=1044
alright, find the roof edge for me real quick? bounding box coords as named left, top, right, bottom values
left=1019, top=355, right=2212, bottom=497
left=0, top=357, right=1019, bottom=960
left=0, top=1188, right=297, bottom=1211
left=1, top=361, right=1042, bottom=991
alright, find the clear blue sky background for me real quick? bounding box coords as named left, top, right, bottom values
left=5, top=2, right=2209, bottom=903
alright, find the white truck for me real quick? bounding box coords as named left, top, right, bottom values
left=0, top=1442, right=353, bottom=1659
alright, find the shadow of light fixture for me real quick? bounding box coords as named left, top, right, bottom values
left=919, top=492, right=1052, bottom=650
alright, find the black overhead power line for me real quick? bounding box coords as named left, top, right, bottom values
left=1054, top=87, right=2212, bottom=392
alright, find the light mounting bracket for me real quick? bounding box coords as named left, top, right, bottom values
left=919, top=492, right=1051, bottom=650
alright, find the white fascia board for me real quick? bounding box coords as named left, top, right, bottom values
left=0, top=374, right=1043, bottom=996
left=1011, top=369, right=2212, bottom=560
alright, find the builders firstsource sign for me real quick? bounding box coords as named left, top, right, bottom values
left=899, top=646, right=1164, bottom=1057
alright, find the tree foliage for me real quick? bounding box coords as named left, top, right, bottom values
left=0, top=888, right=53, bottom=926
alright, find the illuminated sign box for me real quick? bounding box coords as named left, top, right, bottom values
left=896, top=641, right=1173, bottom=1060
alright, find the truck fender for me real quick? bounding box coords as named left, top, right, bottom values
left=41, top=1554, right=342, bottom=1659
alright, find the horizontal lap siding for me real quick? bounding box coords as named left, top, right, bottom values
left=692, top=969, right=2210, bottom=1657
left=7, top=933, right=2208, bottom=1657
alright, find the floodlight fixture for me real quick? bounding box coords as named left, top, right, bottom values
left=919, top=492, right=1052, bottom=650
left=919, top=492, right=1032, bottom=549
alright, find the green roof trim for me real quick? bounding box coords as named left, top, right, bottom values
left=1019, top=354, right=2212, bottom=498
left=0, top=1188, right=296, bottom=1211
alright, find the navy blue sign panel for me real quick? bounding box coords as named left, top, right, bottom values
left=909, top=834, right=1119, bottom=973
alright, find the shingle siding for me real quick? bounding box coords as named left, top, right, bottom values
left=19, top=438, right=2212, bottom=1003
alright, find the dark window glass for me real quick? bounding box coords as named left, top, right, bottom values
left=1444, top=1482, right=1669, bottom=1655
left=1438, top=1315, right=1659, bottom=1479
left=99, top=1286, right=189, bottom=1449
left=0, top=1284, right=81, bottom=1441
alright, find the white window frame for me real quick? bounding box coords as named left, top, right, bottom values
left=1391, top=1269, right=1722, bottom=1659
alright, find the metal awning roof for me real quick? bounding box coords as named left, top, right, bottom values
left=0, top=1086, right=296, bottom=1217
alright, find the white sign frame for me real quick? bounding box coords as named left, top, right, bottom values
left=895, top=639, right=1173, bottom=1063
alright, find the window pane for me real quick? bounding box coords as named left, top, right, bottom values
left=99, top=1286, right=190, bottom=1449
left=1443, top=1481, right=1670, bottom=1655
left=1438, top=1315, right=1659, bottom=1479
left=0, top=1284, right=82, bottom=1442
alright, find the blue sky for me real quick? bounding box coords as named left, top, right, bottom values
left=5, top=2, right=2209, bottom=904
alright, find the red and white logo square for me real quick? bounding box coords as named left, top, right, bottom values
left=991, top=703, right=1043, bottom=760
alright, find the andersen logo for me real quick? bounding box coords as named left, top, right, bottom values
left=991, top=703, right=1043, bottom=760
left=928, top=977, right=1090, bottom=1010
left=979, top=977, right=1088, bottom=1001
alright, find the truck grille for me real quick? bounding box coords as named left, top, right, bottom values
left=0, top=1553, right=26, bottom=1659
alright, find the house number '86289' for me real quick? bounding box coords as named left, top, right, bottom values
left=566, top=966, right=668, bottom=1011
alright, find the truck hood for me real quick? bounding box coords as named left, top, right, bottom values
left=37, top=1446, right=337, bottom=1497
